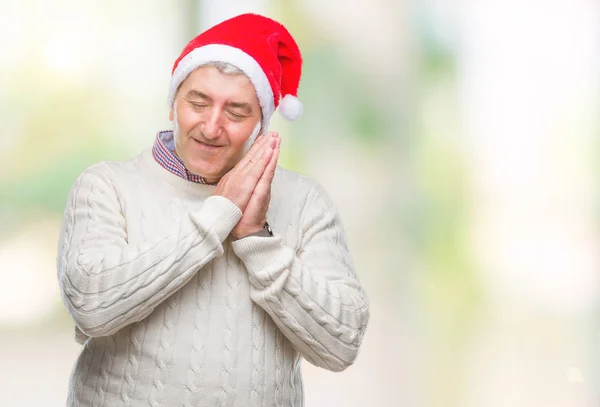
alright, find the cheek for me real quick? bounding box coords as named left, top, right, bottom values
left=226, top=121, right=260, bottom=152
left=177, top=109, right=202, bottom=132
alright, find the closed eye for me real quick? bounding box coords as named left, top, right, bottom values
left=226, top=110, right=248, bottom=121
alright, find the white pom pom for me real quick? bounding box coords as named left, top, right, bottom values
left=278, top=94, right=303, bottom=121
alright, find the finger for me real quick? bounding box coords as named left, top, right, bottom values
left=242, top=139, right=278, bottom=214
left=236, top=133, right=268, bottom=168
left=263, top=136, right=280, bottom=180
left=253, top=136, right=280, bottom=193
left=239, top=136, right=276, bottom=176
left=224, top=140, right=274, bottom=208
left=255, top=142, right=274, bottom=172
left=238, top=135, right=267, bottom=166
left=238, top=132, right=276, bottom=169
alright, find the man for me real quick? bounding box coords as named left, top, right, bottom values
left=57, top=13, right=369, bottom=407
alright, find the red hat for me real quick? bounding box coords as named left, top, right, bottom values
left=168, top=13, right=303, bottom=127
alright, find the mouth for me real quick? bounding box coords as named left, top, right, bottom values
left=192, top=138, right=224, bottom=151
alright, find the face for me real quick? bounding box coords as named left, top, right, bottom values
left=170, top=65, right=262, bottom=183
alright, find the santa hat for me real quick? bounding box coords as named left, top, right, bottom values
left=168, top=13, right=303, bottom=127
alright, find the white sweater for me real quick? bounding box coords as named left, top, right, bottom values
left=57, top=148, right=369, bottom=407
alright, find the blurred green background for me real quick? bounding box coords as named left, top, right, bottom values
left=1, top=1, right=598, bottom=406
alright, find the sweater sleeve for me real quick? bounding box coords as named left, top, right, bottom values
left=231, top=183, right=370, bottom=372
left=57, top=163, right=241, bottom=338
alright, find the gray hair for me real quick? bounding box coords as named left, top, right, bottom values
left=172, top=61, right=246, bottom=103
left=201, top=61, right=245, bottom=75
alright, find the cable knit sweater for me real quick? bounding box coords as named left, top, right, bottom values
left=56, top=148, right=369, bottom=407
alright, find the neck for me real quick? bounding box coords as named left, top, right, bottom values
left=203, top=177, right=219, bottom=185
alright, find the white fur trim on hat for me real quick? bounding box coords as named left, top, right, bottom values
left=278, top=94, right=303, bottom=121
left=168, top=44, right=275, bottom=126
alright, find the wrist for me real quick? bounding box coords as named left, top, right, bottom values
left=233, top=222, right=273, bottom=240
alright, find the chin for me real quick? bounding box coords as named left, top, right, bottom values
left=187, top=159, right=224, bottom=180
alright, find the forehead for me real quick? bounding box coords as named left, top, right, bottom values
left=180, top=65, right=258, bottom=104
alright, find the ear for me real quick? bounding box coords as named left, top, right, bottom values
left=169, top=106, right=174, bottom=122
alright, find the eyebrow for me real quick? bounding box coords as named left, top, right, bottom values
left=185, top=90, right=210, bottom=101
left=185, top=90, right=253, bottom=114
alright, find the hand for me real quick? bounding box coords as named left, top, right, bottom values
left=231, top=133, right=281, bottom=240
left=212, top=132, right=276, bottom=213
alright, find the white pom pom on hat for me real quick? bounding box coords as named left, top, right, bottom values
left=168, top=13, right=304, bottom=128
left=278, top=94, right=303, bottom=121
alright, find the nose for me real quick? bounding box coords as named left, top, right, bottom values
left=201, top=107, right=223, bottom=140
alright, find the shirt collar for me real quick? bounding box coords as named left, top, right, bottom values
left=152, top=130, right=211, bottom=184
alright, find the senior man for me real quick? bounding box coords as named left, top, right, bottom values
left=57, top=13, right=369, bottom=407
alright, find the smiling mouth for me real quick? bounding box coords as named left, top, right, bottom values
left=192, top=138, right=223, bottom=149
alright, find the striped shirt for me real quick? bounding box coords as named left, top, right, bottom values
left=151, top=130, right=210, bottom=184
